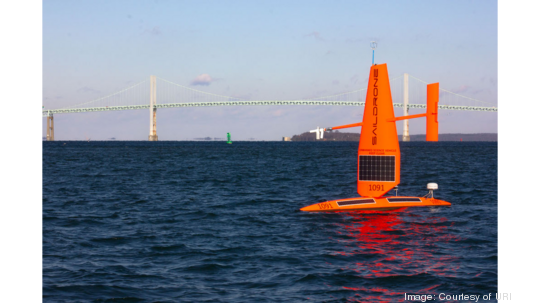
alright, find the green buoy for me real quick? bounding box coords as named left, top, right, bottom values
left=227, top=132, right=232, bottom=144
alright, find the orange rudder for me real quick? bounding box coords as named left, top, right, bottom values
left=426, top=83, right=439, bottom=142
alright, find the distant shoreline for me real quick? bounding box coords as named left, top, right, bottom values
left=290, top=132, right=497, bottom=142
left=43, top=135, right=497, bottom=142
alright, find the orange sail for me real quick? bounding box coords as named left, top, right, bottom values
left=426, top=83, right=439, bottom=141
left=357, top=64, right=400, bottom=197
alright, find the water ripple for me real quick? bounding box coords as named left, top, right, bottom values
left=43, top=141, right=497, bottom=302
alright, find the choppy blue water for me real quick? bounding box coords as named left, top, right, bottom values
left=43, top=141, right=497, bottom=302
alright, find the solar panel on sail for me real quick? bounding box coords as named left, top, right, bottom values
left=358, top=155, right=395, bottom=182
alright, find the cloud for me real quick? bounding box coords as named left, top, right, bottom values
left=77, top=86, right=101, bottom=94
left=190, top=74, right=215, bottom=86
left=454, top=85, right=470, bottom=93
left=141, top=26, right=161, bottom=36
left=332, top=80, right=340, bottom=85
left=305, top=31, right=324, bottom=41
left=150, top=26, right=161, bottom=36
left=272, top=109, right=285, bottom=117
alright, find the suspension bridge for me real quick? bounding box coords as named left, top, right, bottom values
left=43, top=73, right=497, bottom=141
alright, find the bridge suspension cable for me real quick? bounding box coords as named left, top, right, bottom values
left=408, top=75, right=495, bottom=107
left=43, top=73, right=497, bottom=115
left=156, top=77, right=246, bottom=103
left=57, top=79, right=149, bottom=110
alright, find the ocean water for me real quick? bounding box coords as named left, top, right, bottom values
left=43, top=141, right=497, bottom=302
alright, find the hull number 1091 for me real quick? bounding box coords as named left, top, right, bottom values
left=318, top=202, right=333, bottom=210
left=369, top=184, right=385, bottom=191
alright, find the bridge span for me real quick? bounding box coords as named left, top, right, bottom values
left=43, top=74, right=497, bottom=141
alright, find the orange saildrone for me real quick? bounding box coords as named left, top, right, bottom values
left=301, top=63, right=451, bottom=212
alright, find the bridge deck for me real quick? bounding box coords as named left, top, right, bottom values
left=42, top=101, right=497, bottom=116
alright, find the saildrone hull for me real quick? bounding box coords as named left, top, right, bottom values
left=300, top=196, right=451, bottom=212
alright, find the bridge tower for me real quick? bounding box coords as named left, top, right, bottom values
left=402, top=73, right=410, bottom=142
left=149, top=75, right=158, bottom=141
left=46, top=112, right=54, bottom=141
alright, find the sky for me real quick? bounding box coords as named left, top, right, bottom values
left=42, top=0, right=497, bottom=140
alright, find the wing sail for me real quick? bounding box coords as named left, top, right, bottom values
left=357, top=64, right=400, bottom=197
